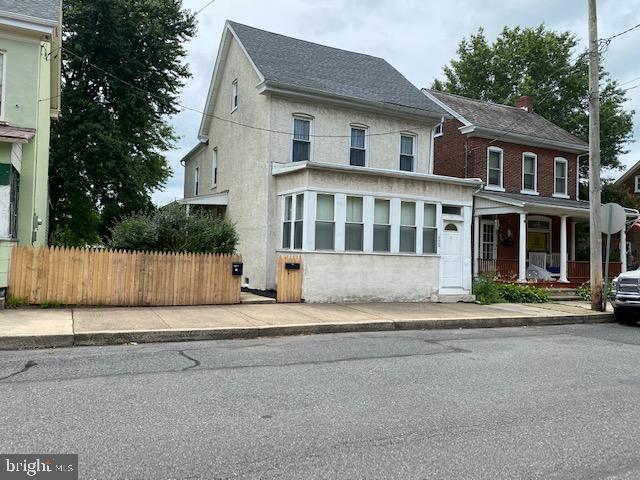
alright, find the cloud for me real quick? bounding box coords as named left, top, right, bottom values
left=155, top=0, right=640, bottom=203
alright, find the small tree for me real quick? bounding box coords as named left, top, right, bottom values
left=109, top=204, right=238, bottom=254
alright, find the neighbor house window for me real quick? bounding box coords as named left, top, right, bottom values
left=400, top=135, right=415, bottom=172
left=399, top=202, right=416, bottom=253
left=442, top=205, right=462, bottom=215
left=231, top=80, right=238, bottom=111
left=282, top=194, right=304, bottom=249
left=211, top=148, right=218, bottom=188
left=423, top=203, right=437, bottom=254
left=373, top=199, right=391, bottom=252
left=345, top=196, right=364, bottom=251
left=522, top=153, right=537, bottom=193
left=194, top=166, right=199, bottom=196
left=634, top=175, right=640, bottom=193
left=315, top=194, right=335, bottom=250
left=350, top=127, right=366, bottom=167
left=434, top=122, right=443, bottom=137
left=292, top=117, right=311, bottom=162
left=487, top=147, right=503, bottom=189
left=554, top=158, right=568, bottom=196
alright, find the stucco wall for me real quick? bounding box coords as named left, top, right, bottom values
left=186, top=36, right=272, bottom=289
left=299, top=252, right=440, bottom=303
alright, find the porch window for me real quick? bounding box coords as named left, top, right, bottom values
left=350, top=127, right=367, bottom=167
left=399, top=201, right=416, bottom=253
left=345, top=196, right=364, bottom=251
left=373, top=199, right=391, bottom=252
left=423, top=203, right=437, bottom=254
left=292, top=117, right=311, bottom=162
left=282, top=196, right=293, bottom=249
left=282, top=194, right=304, bottom=249
left=315, top=194, right=335, bottom=250
left=487, top=147, right=503, bottom=188
left=554, top=158, right=568, bottom=196
left=522, top=153, right=537, bottom=192
left=294, top=194, right=304, bottom=249
left=400, top=135, right=415, bottom=172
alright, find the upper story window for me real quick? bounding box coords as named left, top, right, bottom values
left=231, top=80, right=238, bottom=112
left=522, top=153, right=537, bottom=193
left=635, top=175, right=640, bottom=193
left=211, top=148, right=218, bottom=189
left=434, top=122, right=443, bottom=137
left=292, top=117, right=311, bottom=162
left=345, top=196, right=364, bottom=251
left=350, top=127, right=367, bottom=167
left=194, top=166, right=199, bottom=196
left=554, top=157, right=568, bottom=197
left=315, top=194, right=335, bottom=250
left=400, top=134, right=415, bottom=172
left=486, top=147, right=503, bottom=189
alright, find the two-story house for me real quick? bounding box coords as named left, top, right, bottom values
left=0, top=0, right=61, bottom=290
left=614, top=159, right=640, bottom=267
left=423, top=89, right=634, bottom=285
left=180, top=21, right=482, bottom=302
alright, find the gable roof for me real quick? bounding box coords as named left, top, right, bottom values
left=0, top=0, right=61, bottom=25
left=614, top=159, right=640, bottom=188
left=423, top=89, right=588, bottom=152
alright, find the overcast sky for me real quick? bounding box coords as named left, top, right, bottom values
left=154, top=0, right=640, bottom=205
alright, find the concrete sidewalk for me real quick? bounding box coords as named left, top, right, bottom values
left=0, top=300, right=614, bottom=350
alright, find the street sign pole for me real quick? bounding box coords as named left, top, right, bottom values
left=603, top=204, right=613, bottom=311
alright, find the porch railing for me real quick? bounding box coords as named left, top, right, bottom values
left=478, top=259, right=622, bottom=282
left=568, top=261, right=621, bottom=281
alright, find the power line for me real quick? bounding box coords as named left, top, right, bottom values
left=603, top=22, right=640, bottom=42
left=193, top=0, right=217, bottom=16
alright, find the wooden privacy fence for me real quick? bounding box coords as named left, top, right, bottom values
left=9, top=246, right=242, bottom=306
left=276, top=255, right=303, bottom=303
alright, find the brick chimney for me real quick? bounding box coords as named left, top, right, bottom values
left=516, top=96, right=534, bottom=113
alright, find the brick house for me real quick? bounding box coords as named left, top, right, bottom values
left=423, top=89, right=635, bottom=284
left=614, top=160, right=640, bottom=268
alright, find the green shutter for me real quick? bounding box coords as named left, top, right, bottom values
left=0, top=164, right=10, bottom=186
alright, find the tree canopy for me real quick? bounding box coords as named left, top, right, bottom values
left=49, top=0, right=196, bottom=246
left=432, top=25, right=634, bottom=174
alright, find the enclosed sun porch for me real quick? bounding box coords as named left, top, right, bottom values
left=473, top=191, right=640, bottom=287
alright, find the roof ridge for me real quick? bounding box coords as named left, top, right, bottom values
left=227, top=20, right=386, bottom=62
left=425, top=88, right=527, bottom=112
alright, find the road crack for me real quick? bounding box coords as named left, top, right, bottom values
left=178, top=350, right=201, bottom=371
left=0, top=360, right=38, bottom=381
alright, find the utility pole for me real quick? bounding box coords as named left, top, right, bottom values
left=588, top=0, right=604, bottom=311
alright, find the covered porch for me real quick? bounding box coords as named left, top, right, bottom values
left=473, top=191, right=638, bottom=285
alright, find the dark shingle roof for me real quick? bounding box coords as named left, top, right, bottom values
left=228, top=21, right=446, bottom=117
left=426, top=89, right=587, bottom=148
left=0, top=0, right=60, bottom=23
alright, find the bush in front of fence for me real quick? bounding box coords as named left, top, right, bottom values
left=473, top=275, right=549, bottom=305
left=109, top=203, right=239, bottom=254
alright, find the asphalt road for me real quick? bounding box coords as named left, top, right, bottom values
left=1, top=323, right=640, bottom=479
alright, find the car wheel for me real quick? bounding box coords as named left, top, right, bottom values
left=615, top=308, right=638, bottom=325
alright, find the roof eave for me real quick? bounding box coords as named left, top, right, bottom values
left=614, top=159, right=640, bottom=187
left=460, top=126, right=588, bottom=154
left=179, top=141, right=208, bottom=165
left=421, top=89, right=472, bottom=126
left=272, top=161, right=483, bottom=188
left=261, top=81, right=447, bottom=122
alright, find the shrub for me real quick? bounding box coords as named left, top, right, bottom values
left=576, top=281, right=614, bottom=302
left=109, top=203, right=239, bottom=254
left=472, top=275, right=549, bottom=304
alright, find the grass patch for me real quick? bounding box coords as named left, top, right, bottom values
left=39, top=300, right=67, bottom=309
left=473, top=274, right=549, bottom=305
left=6, top=295, right=29, bottom=308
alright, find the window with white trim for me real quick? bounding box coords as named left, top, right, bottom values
left=194, top=166, right=199, bottom=196
left=522, top=153, right=537, bottom=192
left=373, top=199, right=391, bottom=252
left=487, top=148, right=503, bottom=188
left=400, top=135, right=415, bottom=172
left=423, top=203, right=437, bottom=254
left=231, top=79, right=238, bottom=111
left=0, top=52, right=5, bottom=119
left=350, top=127, right=366, bottom=167
left=554, top=158, right=568, bottom=196
left=211, top=148, right=218, bottom=189
left=635, top=175, right=640, bottom=193
left=315, top=194, right=335, bottom=250
left=282, top=194, right=304, bottom=250
left=434, top=122, right=443, bottom=137
left=292, top=117, right=311, bottom=162
left=399, top=201, right=416, bottom=253
left=345, top=196, right=364, bottom=251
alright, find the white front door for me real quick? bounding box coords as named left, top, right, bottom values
left=442, top=221, right=464, bottom=288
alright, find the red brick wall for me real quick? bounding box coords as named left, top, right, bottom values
left=618, top=171, right=640, bottom=196
left=433, top=119, right=579, bottom=199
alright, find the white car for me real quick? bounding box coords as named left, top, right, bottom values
left=612, top=269, right=640, bottom=324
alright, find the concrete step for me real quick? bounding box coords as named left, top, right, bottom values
left=545, top=288, right=581, bottom=301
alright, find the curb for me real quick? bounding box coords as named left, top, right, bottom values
left=0, top=312, right=615, bottom=350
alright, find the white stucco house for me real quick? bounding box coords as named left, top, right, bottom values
left=179, top=21, right=482, bottom=302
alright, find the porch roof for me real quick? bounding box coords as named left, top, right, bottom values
left=177, top=191, right=228, bottom=206
left=475, top=190, right=640, bottom=220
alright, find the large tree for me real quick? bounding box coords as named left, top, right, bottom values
left=50, top=0, right=196, bottom=245
left=432, top=25, right=634, bottom=174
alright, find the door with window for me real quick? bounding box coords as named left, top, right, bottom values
left=442, top=222, right=464, bottom=288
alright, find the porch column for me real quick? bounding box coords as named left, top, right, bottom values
left=473, top=215, right=480, bottom=277
left=570, top=221, right=576, bottom=261
left=518, top=212, right=527, bottom=282
left=560, top=215, right=569, bottom=283
left=621, top=227, right=627, bottom=273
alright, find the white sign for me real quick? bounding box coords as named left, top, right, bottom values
left=600, top=203, right=626, bottom=234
